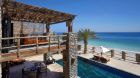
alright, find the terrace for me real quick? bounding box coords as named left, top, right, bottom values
left=0, top=0, right=77, bottom=78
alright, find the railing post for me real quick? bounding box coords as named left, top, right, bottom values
left=92, top=46, right=95, bottom=53
left=48, top=36, right=51, bottom=52
left=44, top=36, right=50, bottom=63
left=17, top=38, right=20, bottom=58
left=122, top=51, right=126, bottom=61
left=111, top=49, right=115, bottom=58
left=57, top=36, right=60, bottom=53
left=77, top=45, right=82, bottom=51
left=36, top=37, right=39, bottom=54
left=136, top=54, right=140, bottom=64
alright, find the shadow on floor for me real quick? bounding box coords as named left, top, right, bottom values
left=8, top=61, right=63, bottom=78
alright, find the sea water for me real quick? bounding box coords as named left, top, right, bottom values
left=84, top=32, right=140, bottom=53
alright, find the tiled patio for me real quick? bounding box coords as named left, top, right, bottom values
left=8, top=54, right=63, bottom=78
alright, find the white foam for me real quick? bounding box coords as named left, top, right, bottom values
left=78, top=44, right=140, bottom=54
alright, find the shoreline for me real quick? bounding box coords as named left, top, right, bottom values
left=78, top=43, right=140, bottom=54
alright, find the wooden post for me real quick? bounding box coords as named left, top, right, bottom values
left=111, top=50, right=115, bottom=58
left=17, top=38, right=20, bottom=58
left=92, top=47, right=95, bottom=53
left=36, top=37, right=39, bottom=54
left=136, top=54, right=140, bottom=64
left=122, top=51, right=126, bottom=61
left=48, top=36, right=51, bottom=52
left=44, top=24, right=50, bottom=62
left=46, top=24, right=50, bottom=34
left=77, top=45, right=81, bottom=51
left=57, top=36, right=60, bottom=53
left=63, top=33, right=78, bottom=78
left=66, top=20, right=73, bottom=32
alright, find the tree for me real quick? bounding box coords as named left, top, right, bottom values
left=78, top=28, right=96, bottom=54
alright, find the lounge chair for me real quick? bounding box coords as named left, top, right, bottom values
left=93, top=55, right=110, bottom=63
left=45, top=56, right=55, bottom=64
left=93, top=55, right=100, bottom=61
left=40, top=62, right=48, bottom=73
left=34, top=62, right=48, bottom=73
left=100, top=56, right=110, bottom=63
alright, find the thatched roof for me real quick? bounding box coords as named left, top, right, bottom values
left=1, top=0, right=75, bottom=24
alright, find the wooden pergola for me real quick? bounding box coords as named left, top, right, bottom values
left=0, top=0, right=75, bottom=61
left=2, top=0, right=75, bottom=24
left=1, top=0, right=75, bottom=32
left=0, top=0, right=77, bottom=78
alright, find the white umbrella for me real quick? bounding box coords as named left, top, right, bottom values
left=95, top=46, right=110, bottom=54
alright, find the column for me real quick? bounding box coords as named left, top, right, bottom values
left=43, top=24, right=50, bottom=63
left=66, top=20, right=73, bottom=32
left=0, top=0, right=2, bottom=77
left=46, top=24, right=50, bottom=33
left=63, top=33, right=78, bottom=78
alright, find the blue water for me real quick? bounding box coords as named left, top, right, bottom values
left=83, top=32, right=140, bottom=52
left=57, top=59, right=124, bottom=78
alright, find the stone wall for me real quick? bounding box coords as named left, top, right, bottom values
left=0, top=0, right=2, bottom=77
left=63, top=33, right=78, bottom=78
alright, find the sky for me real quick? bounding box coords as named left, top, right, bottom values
left=16, top=0, right=140, bottom=32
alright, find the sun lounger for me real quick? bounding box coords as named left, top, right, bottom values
left=93, top=55, right=110, bottom=63
left=40, top=62, right=48, bottom=73
left=45, top=56, right=55, bottom=64
left=100, top=56, right=110, bottom=63
left=93, top=55, right=100, bottom=61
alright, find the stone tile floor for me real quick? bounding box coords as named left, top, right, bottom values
left=8, top=54, right=63, bottom=78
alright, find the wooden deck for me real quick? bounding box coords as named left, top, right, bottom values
left=0, top=45, right=66, bottom=62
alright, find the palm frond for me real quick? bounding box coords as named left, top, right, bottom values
left=77, top=28, right=96, bottom=41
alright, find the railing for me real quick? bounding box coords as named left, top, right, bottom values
left=79, top=45, right=140, bottom=64
left=92, top=46, right=140, bottom=64
left=0, top=35, right=67, bottom=62
left=108, top=49, right=140, bottom=64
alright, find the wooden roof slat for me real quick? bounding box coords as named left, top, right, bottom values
left=2, top=0, right=75, bottom=24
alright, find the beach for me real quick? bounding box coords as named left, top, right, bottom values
left=80, top=32, right=140, bottom=52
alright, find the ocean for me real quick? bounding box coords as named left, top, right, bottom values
left=86, top=32, right=140, bottom=53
